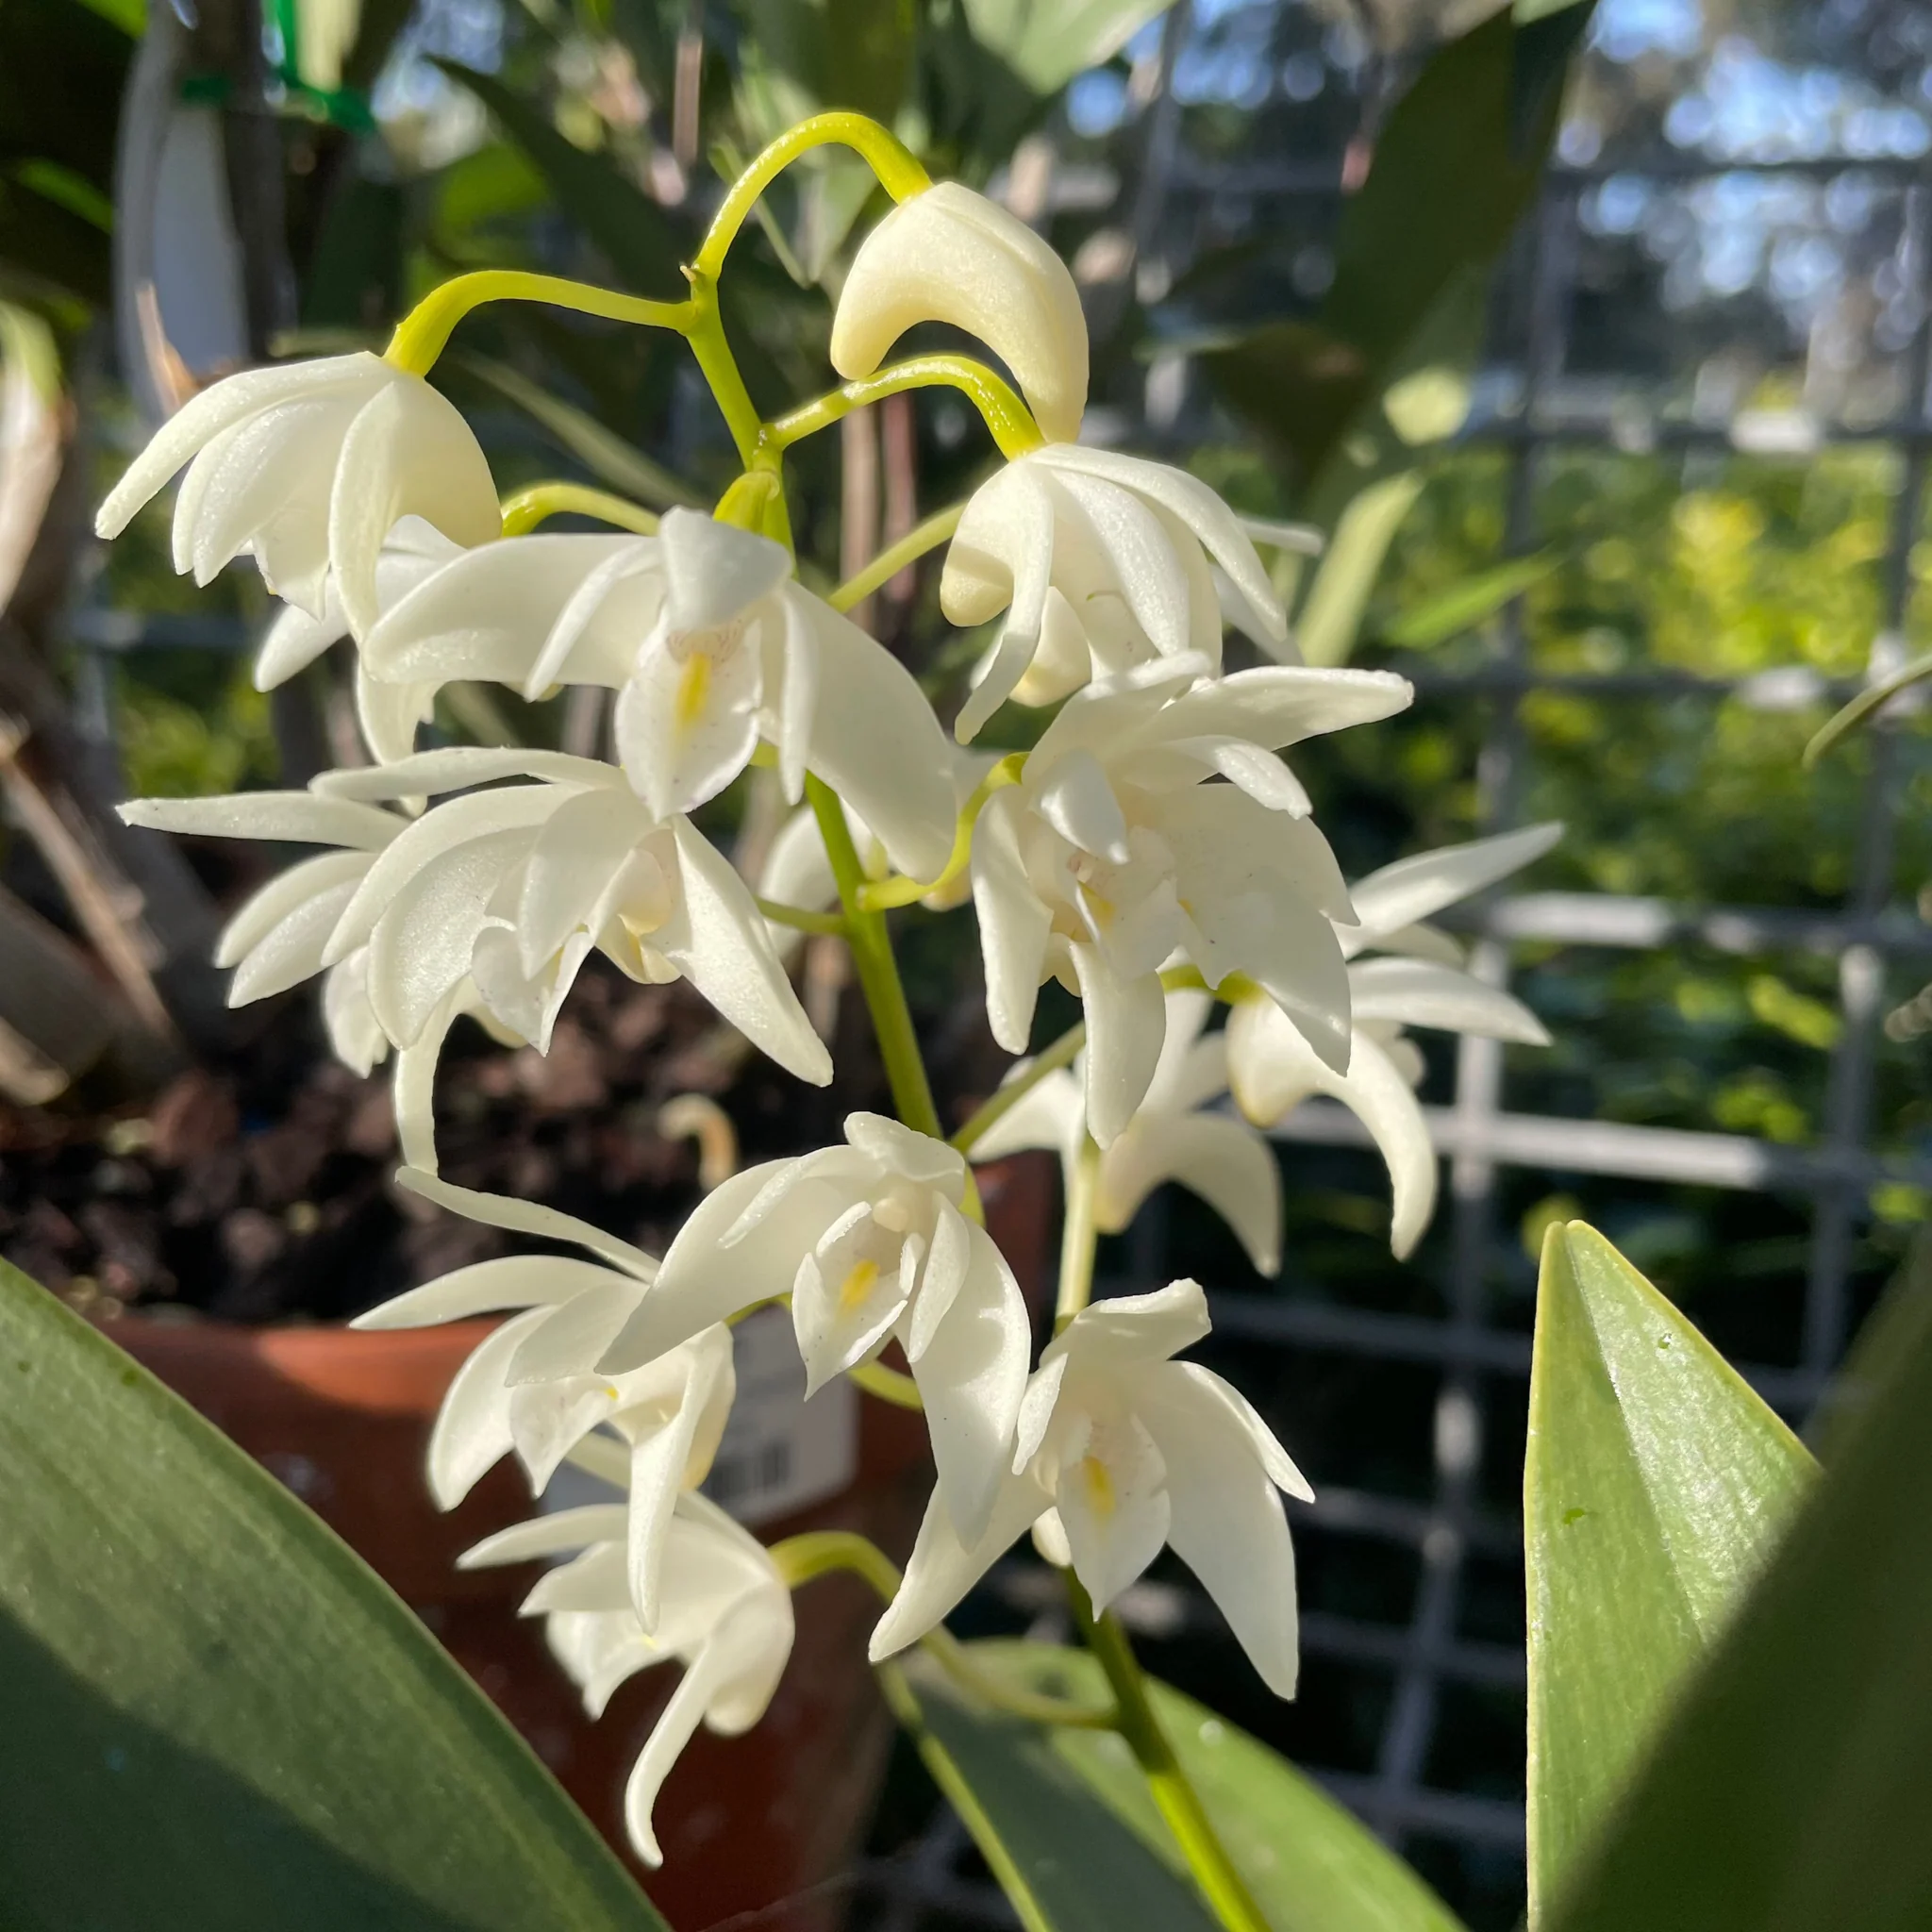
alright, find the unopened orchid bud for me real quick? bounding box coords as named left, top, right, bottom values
left=830, top=182, right=1090, bottom=445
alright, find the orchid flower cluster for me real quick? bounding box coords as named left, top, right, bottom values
left=105, top=114, right=1553, bottom=1920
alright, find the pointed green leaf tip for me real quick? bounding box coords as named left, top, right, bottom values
left=1525, top=1221, right=1814, bottom=1924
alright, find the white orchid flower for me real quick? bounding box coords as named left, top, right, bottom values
left=831, top=182, right=1089, bottom=445
left=598, top=1112, right=1029, bottom=1544
left=970, top=657, right=1411, bottom=1146
left=460, top=1491, right=793, bottom=1868
left=122, top=748, right=831, bottom=1168
left=972, top=990, right=1281, bottom=1276
left=1229, top=824, right=1560, bottom=1257
left=358, top=507, right=957, bottom=880
left=252, top=518, right=461, bottom=762
left=122, top=787, right=405, bottom=1077
left=871, top=1279, right=1310, bottom=1698
left=93, top=351, right=500, bottom=636
left=941, top=447, right=1290, bottom=741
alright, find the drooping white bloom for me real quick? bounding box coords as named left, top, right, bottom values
left=252, top=519, right=460, bottom=762
left=358, top=508, right=957, bottom=879
left=354, top=1193, right=740, bottom=1631
left=93, top=351, right=500, bottom=636
left=598, top=1113, right=1029, bottom=1544
left=941, top=446, right=1290, bottom=741
left=120, top=788, right=407, bottom=1076
left=970, top=657, right=1411, bottom=1146
left=1228, top=824, right=1559, bottom=1257
left=831, top=182, right=1089, bottom=445
left=972, top=991, right=1282, bottom=1275
left=871, top=1279, right=1310, bottom=1698
left=123, top=748, right=832, bottom=1167
left=461, top=1491, right=793, bottom=1867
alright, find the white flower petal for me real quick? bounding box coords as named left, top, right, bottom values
left=910, top=1220, right=1030, bottom=1546
left=227, top=875, right=364, bottom=1007
left=393, top=1166, right=658, bottom=1279
left=1070, top=943, right=1165, bottom=1149
left=1137, top=1359, right=1302, bottom=1698
left=328, top=376, right=500, bottom=639
left=1343, top=822, right=1562, bottom=944
left=458, top=1506, right=631, bottom=1569
left=867, top=1465, right=1051, bottom=1662
left=1042, top=1278, right=1210, bottom=1371
left=970, top=790, right=1054, bottom=1054
left=1097, top=1113, right=1282, bottom=1276
left=315, top=746, right=627, bottom=802
left=1348, top=956, right=1549, bottom=1043
left=352, top=1257, right=624, bottom=1330
left=793, top=592, right=958, bottom=881
left=1053, top=1409, right=1171, bottom=1616
left=1033, top=746, right=1129, bottom=861
left=119, top=791, right=403, bottom=850
left=832, top=182, right=1088, bottom=444
left=656, top=818, right=833, bottom=1087
left=963, top=1066, right=1084, bottom=1164
left=616, top=632, right=763, bottom=820
left=254, top=594, right=344, bottom=691
left=425, top=1307, right=550, bottom=1508
left=215, top=850, right=371, bottom=967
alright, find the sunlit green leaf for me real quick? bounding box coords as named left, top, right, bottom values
left=961, top=0, right=1173, bottom=93
left=1380, top=548, right=1560, bottom=649
left=1548, top=1245, right=1932, bottom=1932
left=0, top=1259, right=666, bottom=1932
left=1526, top=1222, right=1815, bottom=1923
left=891, top=1642, right=1466, bottom=1932
left=1296, top=474, right=1425, bottom=667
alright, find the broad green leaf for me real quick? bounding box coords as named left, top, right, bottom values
left=891, top=1642, right=1465, bottom=1932
left=1380, top=548, right=1560, bottom=650
left=1295, top=474, right=1425, bottom=667
left=1204, top=6, right=1592, bottom=485
left=962, top=0, right=1173, bottom=93
left=1526, top=1223, right=1815, bottom=1923
left=434, top=60, right=684, bottom=297
left=1548, top=1244, right=1932, bottom=1932
left=0, top=1260, right=666, bottom=1932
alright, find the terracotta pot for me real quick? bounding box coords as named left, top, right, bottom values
left=102, top=1151, right=1058, bottom=1932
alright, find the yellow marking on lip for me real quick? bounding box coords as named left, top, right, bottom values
left=839, top=1258, right=881, bottom=1312
left=675, top=651, right=711, bottom=736
left=1079, top=1454, right=1116, bottom=1520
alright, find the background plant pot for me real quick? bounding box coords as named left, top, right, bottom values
left=100, top=1149, right=1057, bottom=1931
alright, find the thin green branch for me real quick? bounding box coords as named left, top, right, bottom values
left=858, top=753, right=1024, bottom=912
left=848, top=1359, right=924, bottom=1409
left=694, top=111, right=930, bottom=282
left=769, top=356, right=1042, bottom=461
left=1068, top=1577, right=1273, bottom=1932
left=829, top=502, right=966, bottom=614
left=756, top=895, right=847, bottom=938
left=950, top=1022, right=1086, bottom=1155
left=1055, top=1132, right=1102, bottom=1331
left=498, top=481, right=660, bottom=537
left=385, top=270, right=690, bottom=375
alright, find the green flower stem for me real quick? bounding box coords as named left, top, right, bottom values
left=755, top=896, right=848, bottom=938
left=498, top=481, right=660, bottom=537
left=683, top=273, right=768, bottom=476
left=829, top=502, right=966, bottom=615
left=769, top=356, right=1043, bottom=461
left=847, top=1359, right=924, bottom=1408
left=806, top=773, right=943, bottom=1142
left=693, top=111, right=930, bottom=282
left=772, top=1532, right=1115, bottom=1730
left=1068, top=1577, right=1274, bottom=1932
left=949, top=1020, right=1087, bottom=1155
left=857, top=753, right=1024, bottom=912
left=384, top=270, right=691, bottom=376
left=1054, top=1132, right=1103, bottom=1330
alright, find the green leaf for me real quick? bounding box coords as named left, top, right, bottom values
left=1296, top=473, right=1426, bottom=667
left=1380, top=548, right=1561, bottom=650
left=1547, top=1242, right=1932, bottom=1932
left=0, top=1260, right=666, bottom=1932
left=1803, top=645, right=1932, bottom=767
left=961, top=0, right=1173, bottom=93
left=433, top=59, right=685, bottom=297
left=1525, top=1222, right=1815, bottom=1924
left=891, top=1642, right=1465, bottom=1932
left=1204, top=6, right=1592, bottom=485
